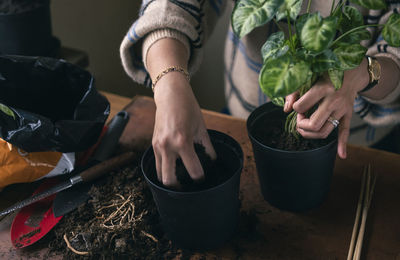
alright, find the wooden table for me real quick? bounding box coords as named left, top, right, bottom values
left=0, top=92, right=399, bottom=259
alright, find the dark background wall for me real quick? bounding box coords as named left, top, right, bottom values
left=51, top=0, right=230, bottom=112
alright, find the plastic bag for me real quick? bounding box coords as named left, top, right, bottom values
left=0, top=55, right=110, bottom=152
left=0, top=138, right=74, bottom=189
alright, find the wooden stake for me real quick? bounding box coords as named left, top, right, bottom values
left=347, top=168, right=367, bottom=260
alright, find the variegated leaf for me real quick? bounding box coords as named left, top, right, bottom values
left=328, top=69, right=344, bottom=90
left=349, top=0, right=386, bottom=10
left=0, top=103, right=15, bottom=119
left=301, top=13, right=338, bottom=53
left=383, top=13, right=400, bottom=47
left=339, top=6, right=364, bottom=33
left=232, top=0, right=285, bottom=38
left=275, top=0, right=303, bottom=21
left=261, top=31, right=289, bottom=61
left=312, top=50, right=340, bottom=73
left=259, top=54, right=312, bottom=98
left=333, top=44, right=367, bottom=70
left=336, top=28, right=371, bottom=46
left=295, top=13, right=311, bottom=37
left=272, top=97, right=285, bottom=106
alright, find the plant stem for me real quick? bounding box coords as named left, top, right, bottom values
left=306, top=0, right=312, bottom=13
left=273, top=18, right=285, bottom=35
left=330, top=0, right=336, bottom=15
left=331, top=24, right=382, bottom=46
left=286, top=10, right=295, bottom=51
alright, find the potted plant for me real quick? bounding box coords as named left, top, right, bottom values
left=0, top=0, right=60, bottom=56
left=231, top=0, right=400, bottom=211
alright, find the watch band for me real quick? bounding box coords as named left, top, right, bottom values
left=359, top=56, right=380, bottom=93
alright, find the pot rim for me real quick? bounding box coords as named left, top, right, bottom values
left=247, top=102, right=338, bottom=154
left=0, top=0, right=50, bottom=17
left=141, top=129, right=243, bottom=195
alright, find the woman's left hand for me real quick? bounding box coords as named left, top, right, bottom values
left=284, top=58, right=369, bottom=159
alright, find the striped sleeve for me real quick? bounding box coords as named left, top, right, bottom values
left=120, top=0, right=227, bottom=87
left=355, top=4, right=400, bottom=127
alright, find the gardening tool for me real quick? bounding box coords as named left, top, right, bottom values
left=0, top=111, right=130, bottom=218
left=10, top=178, right=62, bottom=248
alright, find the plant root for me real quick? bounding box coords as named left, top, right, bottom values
left=63, top=234, right=89, bottom=256
left=96, top=194, right=136, bottom=230
left=141, top=231, right=158, bottom=243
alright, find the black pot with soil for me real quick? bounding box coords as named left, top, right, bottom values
left=141, top=129, right=243, bottom=250
left=247, top=102, right=337, bottom=212
left=0, top=0, right=60, bottom=56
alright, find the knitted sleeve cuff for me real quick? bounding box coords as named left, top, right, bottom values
left=142, top=29, right=191, bottom=71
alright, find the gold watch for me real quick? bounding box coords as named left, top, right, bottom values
left=359, top=56, right=381, bottom=93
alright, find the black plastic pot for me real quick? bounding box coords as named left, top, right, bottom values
left=247, top=102, right=337, bottom=212
left=0, top=0, right=60, bottom=56
left=141, top=130, right=243, bottom=250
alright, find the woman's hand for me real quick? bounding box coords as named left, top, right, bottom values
left=146, top=37, right=216, bottom=188
left=284, top=58, right=370, bottom=159
left=152, top=73, right=216, bottom=187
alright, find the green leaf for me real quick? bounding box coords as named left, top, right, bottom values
left=337, top=28, right=371, bottom=45
left=382, top=13, right=400, bottom=47
left=0, top=103, right=15, bottom=119
left=339, top=6, right=364, bottom=33
left=333, top=44, right=367, bottom=70
left=259, top=54, right=312, bottom=98
left=328, top=69, right=344, bottom=90
left=261, top=31, right=289, bottom=60
left=272, top=97, right=285, bottom=106
left=295, top=13, right=311, bottom=37
left=301, top=13, right=338, bottom=53
left=232, top=0, right=285, bottom=38
left=275, top=0, right=303, bottom=21
left=349, top=0, right=386, bottom=10
left=312, top=50, right=341, bottom=73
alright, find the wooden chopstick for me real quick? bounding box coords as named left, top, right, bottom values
left=347, top=164, right=376, bottom=260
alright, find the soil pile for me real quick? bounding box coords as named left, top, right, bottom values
left=48, top=153, right=188, bottom=259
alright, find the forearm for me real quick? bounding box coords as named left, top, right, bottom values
left=146, top=38, right=190, bottom=101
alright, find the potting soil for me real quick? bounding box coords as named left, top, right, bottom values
left=253, top=116, right=336, bottom=151
left=47, top=152, right=189, bottom=259
left=174, top=143, right=232, bottom=191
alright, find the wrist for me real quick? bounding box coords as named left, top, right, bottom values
left=355, top=57, right=370, bottom=93
left=153, top=72, right=192, bottom=102
left=342, top=57, right=370, bottom=95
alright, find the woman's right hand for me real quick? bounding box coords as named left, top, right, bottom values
left=146, top=37, right=216, bottom=188
left=152, top=73, right=216, bottom=188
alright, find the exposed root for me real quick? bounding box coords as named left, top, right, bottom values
left=63, top=234, right=89, bottom=256
left=141, top=231, right=158, bottom=243
left=96, top=194, right=136, bottom=230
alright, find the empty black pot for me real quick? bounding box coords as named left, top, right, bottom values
left=141, top=129, right=243, bottom=250
left=0, top=0, right=60, bottom=56
left=247, top=102, right=337, bottom=212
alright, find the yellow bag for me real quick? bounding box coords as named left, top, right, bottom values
left=0, top=138, right=74, bottom=189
